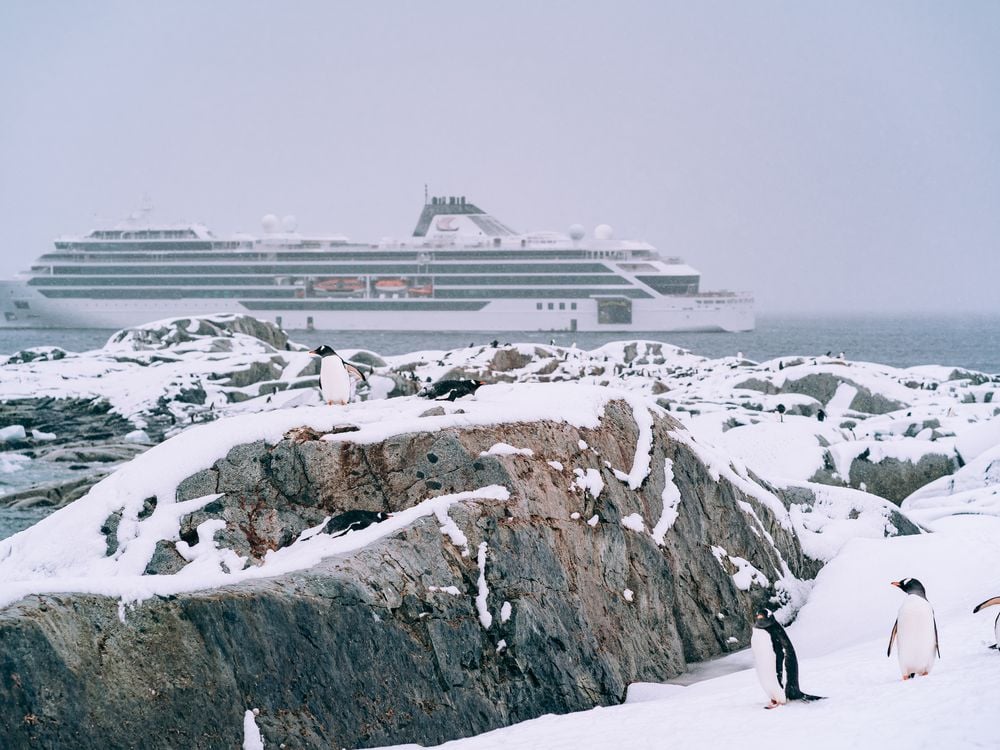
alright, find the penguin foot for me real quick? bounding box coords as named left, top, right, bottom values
left=764, top=700, right=781, bottom=710
left=903, top=673, right=914, bottom=681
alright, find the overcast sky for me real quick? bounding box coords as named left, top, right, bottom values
left=1, top=1, right=998, bottom=314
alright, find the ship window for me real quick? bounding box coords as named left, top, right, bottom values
left=559, top=302, right=565, bottom=310
left=4, top=312, right=16, bottom=321
left=597, top=297, right=632, bottom=325
left=547, top=303, right=554, bottom=310
left=14, top=301, right=29, bottom=309
left=571, top=303, right=577, bottom=310
left=536, top=303, right=542, bottom=310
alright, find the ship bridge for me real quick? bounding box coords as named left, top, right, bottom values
left=412, top=196, right=516, bottom=239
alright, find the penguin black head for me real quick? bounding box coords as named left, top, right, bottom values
left=891, top=578, right=928, bottom=598
left=753, top=607, right=778, bottom=628
left=309, top=345, right=337, bottom=358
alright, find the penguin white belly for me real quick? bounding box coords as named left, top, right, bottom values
left=320, top=356, right=352, bottom=405
left=751, top=628, right=786, bottom=704
left=896, top=596, right=937, bottom=676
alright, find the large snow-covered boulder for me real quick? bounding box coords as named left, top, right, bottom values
left=0, top=383, right=885, bottom=749
left=105, top=313, right=291, bottom=352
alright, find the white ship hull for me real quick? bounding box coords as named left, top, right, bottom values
left=1, top=279, right=753, bottom=332
left=3, top=195, right=755, bottom=334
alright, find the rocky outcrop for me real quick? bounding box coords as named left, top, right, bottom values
left=0, top=392, right=818, bottom=749
left=0, top=469, right=113, bottom=509
left=846, top=452, right=958, bottom=505
left=106, top=313, right=291, bottom=352
left=738, top=372, right=904, bottom=415
left=0, top=397, right=138, bottom=448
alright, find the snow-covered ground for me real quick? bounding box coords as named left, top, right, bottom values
left=378, top=514, right=1000, bottom=750
left=4, top=317, right=1000, bottom=748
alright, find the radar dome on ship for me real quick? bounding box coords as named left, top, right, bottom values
left=261, top=214, right=280, bottom=233
left=281, top=215, right=298, bottom=232
left=568, top=224, right=586, bottom=241
left=594, top=224, right=614, bottom=240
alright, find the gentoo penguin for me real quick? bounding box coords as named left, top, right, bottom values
left=309, top=345, right=352, bottom=405
left=972, top=596, right=1000, bottom=650
left=751, top=608, right=824, bottom=709
left=324, top=510, right=389, bottom=537
left=418, top=379, right=485, bottom=402
left=888, top=578, right=940, bottom=679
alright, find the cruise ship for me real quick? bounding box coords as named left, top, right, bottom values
left=0, top=197, right=753, bottom=332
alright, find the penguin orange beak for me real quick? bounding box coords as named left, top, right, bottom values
left=890, top=581, right=902, bottom=588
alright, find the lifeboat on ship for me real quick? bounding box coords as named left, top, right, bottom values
left=314, top=277, right=364, bottom=293
left=407, top=284, right=433, bottom=298
left=374, top=277, right=409, bottom=294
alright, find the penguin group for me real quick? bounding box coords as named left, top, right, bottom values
left=750, top=577, right=997, bottom=710
left=310, top=343, right=491, bottom=406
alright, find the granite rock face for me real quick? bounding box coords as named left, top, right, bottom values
left=0, top=400, right=817, bottom=749
left=846, top=452, right=959, bottom=505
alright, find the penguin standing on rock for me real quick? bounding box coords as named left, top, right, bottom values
left=751, top=608, right=824, bottom=709
left=309, top=345, right=352, bottom=405
left=972, top=596, right=1000, bottom=650
left=888, top=578, right=940, bottom=679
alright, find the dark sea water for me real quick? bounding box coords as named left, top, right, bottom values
left=2, top=313, right=998, bottom=372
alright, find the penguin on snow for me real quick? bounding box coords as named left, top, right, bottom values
left=888, top=578, right=940, bottom=679
left=324, top=509, right=389, bottom=537
left=972, top=595, right=1000, bottom=650
left=309, top=345, right=365, bottom=405
left=751, top=607, right=824, bottom=709
left=418, top=379, right=485, bottom=402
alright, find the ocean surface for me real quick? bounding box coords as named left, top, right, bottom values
left=2, top=313, right=999, bottom=372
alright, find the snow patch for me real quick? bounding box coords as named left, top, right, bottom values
left=650, top=458, right=682, bottom=545
left=482, top=442, right=535, bottom=457
left=573, top=468, right=605, bottom=498
left=620, top=514, right=646, bottom=533
left=428, top=585, right=462, bottom=596
left=476, top=542, right=492, bottom=629
left=242, top=709, right=264, bottom=750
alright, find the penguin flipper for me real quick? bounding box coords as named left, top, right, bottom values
left=973, top=595, right=1000, bottom=613
left=887, top=620, right=898, bottom=657
left=934, top=617, right=941, bottom=658
left=770, top=636, right=785, bottom=688
left=345, top=364, right=367, bottom=383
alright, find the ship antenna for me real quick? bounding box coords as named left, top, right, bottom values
left=139, top=193, right=154, bottom=222
left=424, top=184, right=429, bottom=205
